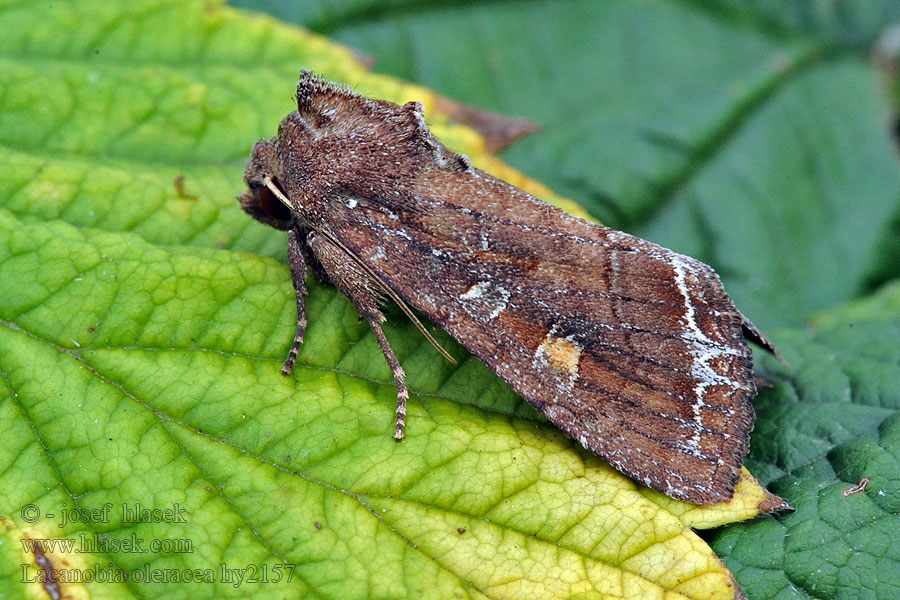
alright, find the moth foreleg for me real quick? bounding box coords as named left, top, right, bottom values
left=282, top=226, right=309, bottom=375
left=306, top=230, right=410, bottom=439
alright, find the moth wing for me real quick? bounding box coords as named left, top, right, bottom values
left=326, top=167, right=757, bottom=506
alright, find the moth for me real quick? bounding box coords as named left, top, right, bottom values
left=238, top=71, right=776, bottom=505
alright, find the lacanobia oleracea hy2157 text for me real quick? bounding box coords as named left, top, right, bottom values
left=238, top=71, right=780, bottom=506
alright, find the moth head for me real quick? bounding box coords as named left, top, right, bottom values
left=238, top=139, right=293, bottom=230
left=242, top=72, right=466, bottom=220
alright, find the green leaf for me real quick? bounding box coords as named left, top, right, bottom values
left=699, top=1, right=900, bottom=49
left=246, top=0, right=900, bottom=332
left=240, top=0, right=900, bottom=51
left=0, top=2, right=777, bottom=600
left=712, top=282, right=900, bottom=599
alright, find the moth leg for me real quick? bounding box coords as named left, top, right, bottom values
left=305, top=231, right=410, bottom=440
left=282, top=226, right=309, bottom=375
left=368, top=320, right=409, bottom=440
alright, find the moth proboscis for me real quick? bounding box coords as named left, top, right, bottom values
left=238, top=71, right=780, bottom=506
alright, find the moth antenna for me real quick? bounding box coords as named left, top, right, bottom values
left=262, top=177, right=457, bottom=365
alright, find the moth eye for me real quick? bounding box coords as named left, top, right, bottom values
left=242, top=176, right=293, bottom=229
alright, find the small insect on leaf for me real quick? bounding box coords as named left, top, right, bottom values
left=842, top=477, right=871, bottom=497
left=237, top=71, right=781, bottom=506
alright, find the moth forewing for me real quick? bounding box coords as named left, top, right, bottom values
left=239, top=71, right=776, bottom=506
left=327, top=171, right=759, bottom=505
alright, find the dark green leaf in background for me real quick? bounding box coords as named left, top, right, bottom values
left=714, top=282, right=900, bottom=600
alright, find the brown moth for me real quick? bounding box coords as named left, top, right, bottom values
left=238, top=71, right=777, bottom=505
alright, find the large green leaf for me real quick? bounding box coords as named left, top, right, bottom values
left=240, top=0, right=900, bottom=332
left=0, top=2, right=781, bottom=600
